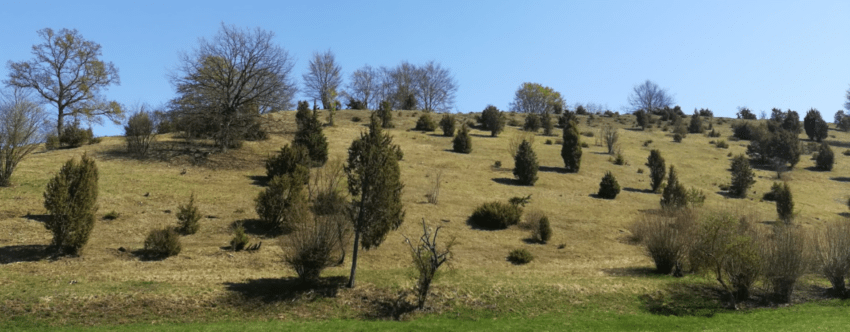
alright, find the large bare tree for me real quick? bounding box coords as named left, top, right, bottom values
left=303, top=50, right=342, bottom=110
left=170, top=23, right=296, bottom=151
left=415, top=61, right=458, bottom=113
left=388, top=61, right=419, bottom=110
left=0, top=88, right=47, bottom=187
left=5, top=28, right=122, bottom=135
left=627, top=80, right=674, bottom=113
left=347, top=65, right=378, bottom=109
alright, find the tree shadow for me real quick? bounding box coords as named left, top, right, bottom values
left=831, top=177, right=850, bottom=183
left=839, top=212, right=850, bottom=218
left=246, top=175, right=269, bottom=187
left=0, top=245, right=54, bottom=264
left=223, top=276, right=347, bottom=304
left=539, top=166, right=565, bottom=173
left=470, top=133, right=495, bottom=138
left=804, top=166, right=827, bottom=172
left=428, top=133, right=451, bottom=138
left=638, top=282, right=726, bottom=317
left=623, top=127, right=646, bottom=132
left=623, top=187, right=653, bottom=194
left=130, top=249, right=173, bottom=262
left=602, top=266, right=658, bottom=277
left=231, top=219, right=282, bottom=238
left=491, top=177, right=522, bottom=186
left=23, top=213, right=50, bottom=223
left=521, top=238, right=544, bottom=245
left=591, top=151, right=612, bottom=155
left=361, top=292, right=417, bottom=321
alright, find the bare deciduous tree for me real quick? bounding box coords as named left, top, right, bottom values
left=405, top=219, right=453, bottom=309
left=388, top=61, right=420, bottom=110
left=347, top=65, right=378, bottom=110
left=627, top=80, right=674, bottom=113
left=5, top=28, right=122, bottom=135
left=169, top=23, right=296, bottom=151
left=415, top=61, right=458, bottom=113
left=0, top=89, right=47, bottom=187
left=303, top=50, right=343, bottom=110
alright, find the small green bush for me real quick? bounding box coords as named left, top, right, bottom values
left=513, top=140, right=538, bottom=185
left=103, top=210, right=120, bottom=220
left=45, top=134, right=60, bottom=150
left=646, top=150, right=666, bottom=193
left=507, top=248, right=534, bottom=264
left=265, top=144, right=311, bottom=183
left=715, top=140, right=729, bottom=149
left=43, top=153, right=98, bottom=255
left=468, top=197, right=529, bottom=230
left=439, top=114, right=456, bottom=137
left=660, top=166, right=688, bottom=210
left=377, top=100, right=394, bottom=128
left=523, top=114, right=541, bottom=132
left=532, top=216, right=552, bottom=244
left=177, top=194, right=202, bottom=235
left=144, top=227, right=182, bottom=258
left=415, top=114, right=437, bottom=131
left=230, top=223, right=249, bottom=251
left=762, top=182, right=783, bottom=201
left=816, top=142, right=834, bottom=171
left=730, top=154, right=756, bottom=198
left=598, top=171, right=620, bottom=199
left=124, top=111, right=156, bottom=158
left=775, top=182, right=794, bottom=224
left=255, top=174, right=310, bottom=234
left=59, top=123, right=94, bottom=148
left=351, top=116, right=362, bottom=122
left=453, top=123, right=472, bottom=153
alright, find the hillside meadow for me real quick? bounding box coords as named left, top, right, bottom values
left=2, top=110, right=850, bottom=328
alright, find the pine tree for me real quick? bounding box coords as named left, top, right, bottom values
left=265, top=144, right=311, bottom=184
left=513, top=140, right=539, bottom=186
left=345, top=112, right=405, bottom=288
left=43, top=153, right=98, bottom=255
left=295, top=101, right=312, bottom=131
left=688, top=110, right=703, bottom=134
left=439, top=113, right=456, bottom=137
left=729, top=154, right=755, bottom=198
left=597, top=171, right=620, bottom=199
left=293, top=110, right=329, bottom=167
left=377, top=100, right=394, bottom=128
left=646, top=149, right=666, bottom=193
left=561, top=118, right=582, bottom=172
left=481, top=105, right=505, bottom=137
left=776, top=182, right=794, bottom=224
left=452, top=123, right=472, bottom=153
left=660, top=165, right=687, bottom=210
left=255, top=173, right=309, bottom=234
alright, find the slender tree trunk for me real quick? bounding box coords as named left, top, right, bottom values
left=57, top=111, right=64, bottom=136
left=347, top=231, right=361, bottom=288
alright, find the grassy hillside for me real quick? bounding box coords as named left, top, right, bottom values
left=1, top=110, right=849, bottom=326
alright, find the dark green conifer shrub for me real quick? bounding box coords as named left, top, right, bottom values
left=415, top=114, right=437, bottom=131
left=507, top=248, right=534, bottom=264
left=646, top=150, right=666, bottom=193
left=561, top=119, right=582, bottom=173
left=660, top=166, right=688, bottom=210
left=439, top=113, right=456, bottom=137
left=144, top=227, right=182, bottom=258
left=481, top=105, right=505, bottom=137
left=513, top=140, right=538, bottom=185
left=775, top=182, right=794, bottom=224
left=598, top=171, right=620, bottom=199
left=43, top=153, right=98, bottom=255
left=377, top=100, right=394, bottom=128
left=729, top=154, right=756, bottom=198
left=816, top=142, right=834, bottom=171
left=523, top=113, right=541, bottom=132
left=293, top=109, right=329, bottom=167
left=265, top=144, right=311, bottom=184
left=453, top=123, right=472, bottom=153
left=230, top=223, right=249, bottom=251
left=177, top=193, right=202, bottom=235
left=255, top=174, right=310, bottom=234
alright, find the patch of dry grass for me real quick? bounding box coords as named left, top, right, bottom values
left=2, top=111, right=849, bottom=323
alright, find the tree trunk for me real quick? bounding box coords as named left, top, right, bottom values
left=347, top=231, right=361, bottom=288
left=57, top=111, right=65, bottom=136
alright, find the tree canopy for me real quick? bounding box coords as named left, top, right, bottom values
left=303, top=50, right=342, bottom=110
left=627, top=80, right=674, bottom=113
left=509, top=82, right=565, bottom=114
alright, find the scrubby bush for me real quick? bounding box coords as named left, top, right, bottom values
left=144, top=227, right=182, bottom=258
left=513, top=140, right=538, bottom=185
left=453, top=123, right=472, bottom=153
left=561, top=119, right=582, bottom=173
left=816, top=142, right=834, bottom=171
left=732, top=121, right=762, bottom=140
left=688, top=110, right=703, bottom=134
left=377, top=100, right=394, bottom=128
left=265, top=144, right=311, bottom=184
left=531, top=216, right=552, bottom=244
left=406, top=219, right=453, bottom=309
left=439, top=113, right=456, bottom=137
left=660, top=166, right=688, bottom=210
left=283, top=215, right=349, bottom=282
left=293, top=109, right=329, bottom=167
left=507, top=248, right=534, bottom=264
left=481, top=105, right=505, bottom=137
left=633, top=210, right=695, bottom=275
left=775, top=182, right=794, bottom=224
left=43, top=153, right=98, bottom=255
left=468, top=196, right=529, bottom=230
left=45, top=134, right=60, bottom=150
left=729, top=154, right=755, bottom=198
left=814, top=221, right=850, bottom=297
left=124, top=111, right=156, bottom=157
left=761, top=225, right=807, bottom=303
left=598, top=171, right=620, bottom=199
left=255, top=174, right=310, bottom=234
left=415, top=114, right=437, bottom=131
left=601, top=124, right=618, bottom=155
left=635, top=110, right=649, bottom=130
left=646, top=150, right=666, bottom=193
left=177, top=193, right=202, bottom=235
left=523, top=113, right=541, bottom=132
left=715, top=140, right=729, bottom=148
left=230, top=223, right=249, bottom=251
left=59, top=122, right=95, bottom=148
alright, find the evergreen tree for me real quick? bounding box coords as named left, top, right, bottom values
left=255, top=173, right=309, bottom=234
left=776, top=182, right=794, bottom=224
left=377, top=100, right=394, bottom=128
left=265, top=144, right=311, bottom=184
left=541, top=112, right=554, bottom=136
left=816, top=142, right=835, bottom=171
left=345, top=112, right=405, bottom=288
left=439, top=113, right=456, bottom=137
left=43, top=153, right=98, bottom=255
left=646, top=149, right=666, bottom=193
left=597, top=171, right=620, bottom=199
left=295, top=101, right=312, bottom=131
left=513, top=140, right=539, bottom=185
left=729, top=154, right=755, bottom=198
left=688, top=109, right=703, bottom=134
left=481, top=105, right=505, bottom=137
left=561, top=118, right=582, bottom=172
left=804, top=108, right=829, bottom=142
left=293, top=110, right=329, bottom=167
left=660, top=165, right=687, bottom=210
left=452, top=123, right=472, bottom=153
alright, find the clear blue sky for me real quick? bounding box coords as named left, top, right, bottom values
left=2, top=0, right=849, bottom=136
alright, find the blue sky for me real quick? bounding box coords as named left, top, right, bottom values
left=2, top=0, right=849, bottom=136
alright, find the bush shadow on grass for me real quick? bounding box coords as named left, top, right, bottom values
left=246, top=175, right=269, bottom=187
left=0, top=244, right=54, bottom=264
left=830, top=177, right=850, bottom=183
left=231, top=219, right=282, bottom=238
left=602, top=266, right=658, bottom=277
left=23, top=213, right=50, bottom=223
left=638, top=282, right=726, bottom=317
left=130, top=249, right=172, bottom=262
left=223, top=276, right=347, bottom=304
left=623, top=187, right=654, bottom=194
left=492, top=177, right=528, bottom=186
left=538, top=166, right=564, bottom=173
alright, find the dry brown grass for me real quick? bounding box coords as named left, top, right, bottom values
left=2, top=110, right=850, bottom=322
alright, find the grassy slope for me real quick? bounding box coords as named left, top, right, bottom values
left=1, top=110, right=849, bottom=327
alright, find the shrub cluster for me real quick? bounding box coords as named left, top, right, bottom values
left=283, top=215, right=348, bottom=282
left=468, top=196, right=529, bottom=230
left=660, top=166, right=687, bottom=210
left=124, top=111, right=156, bottom=158
left=265, top=144, right=311, bottom=184
left=816, top=142, right=834, bottom=171
left=507, top=248, right=534, bottom=264
left=523, top=113, right=541, bottom=132
left=255, top=174, right=310, bottom=234
left=144, top=227, right=182, bottom=258
left=415, top=114, right=437, bottom=131
left=530, top=215, right=552, bottom=244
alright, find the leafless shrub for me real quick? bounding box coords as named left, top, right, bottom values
left=425, top=170, right=442, bottom=205
left=507, top=130, right=535, bottom=158
left=600, top=124, right=619, bottom=155
left=760, top=225, right=808, bottom=303
left=632, top=209, right=697, bottom=275
left=405, top=219, right=454, bottom=309
left=814, top=221, right=850, bottom=297
left=283, top=214, right=351, bottom=282
left=308, top=158, right=348, bottom=216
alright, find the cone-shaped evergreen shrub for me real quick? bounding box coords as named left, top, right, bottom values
left=377, top=100, right=394, bottom=128
left=561, top=118, right=582, bottom=173
left=688, top=110, right=703, bottom=134
left=43, top=153, right=98, bottom=255
left=255, top=174, right=310, bottom=234
left=646, top=150, right=666, bottom=193
left=230, top=223, right=249, bottom=251
left=598, top=171, right=620, bottom=199
left=481, top=105, right=505, bottom=137
left=775, top=182, right=794, bottom=224
left=453, top=123, right=472, bottom=153
left=729, top=154, right=755, bottom=198
left=415, top=114, right=437, bottom=131
left=523, top=113, right=541, bottom=132
left=660, top=165, right=688, bottom=210
left=542, top=112, right=554, bottom=136
left=295, top=101, right=312, bottom=131
left=266, top=144, right=311, bottom=184
left=177, top=193, right=202, bottom=235
left=532, top=216, right=552, bottom=244
left=513, top=140, right=538, bottom=186
left=439, top=113, right=456, bottom=137
left=293, top=110, right=329, bottom=167
left=816, top=142, right=834, bottom=171
left=144, top=227, right=181, bottom=258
